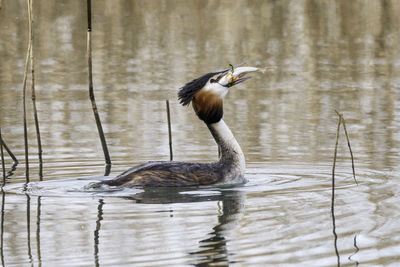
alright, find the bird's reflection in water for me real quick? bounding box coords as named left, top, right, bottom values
left=92, top=186, right=245, bottom=266
left=188, top=189, right=246, bottom=266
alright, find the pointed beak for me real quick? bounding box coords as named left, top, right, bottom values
left=218, top=66, right=260, bottom=87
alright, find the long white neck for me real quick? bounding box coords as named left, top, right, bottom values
left=207, top=119, right=245, bottom=178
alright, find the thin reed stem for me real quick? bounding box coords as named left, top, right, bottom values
left=331, top=111, right=358, bottom=266
left=0, top=127, right=5, bottom=183
left=87, top=0, right=112, bottom=169
left=334, top=110, right=357, bottom=185
left=0, top=134, right=19, bottom=181
left=28, top=0, right=43, bottom=180
left=340, top=115, right=357, bottom=185
left=331, top=113, right=341, bottom=207
left=331, top=114, right=341, bottom=266
left=22, top=0, right=33, bottom=183
left=166, top=100, right=173, bottom=161
left=0, top=137, right=18, bottom=164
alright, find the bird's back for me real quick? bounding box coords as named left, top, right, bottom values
left=99, top=161, right=224, bottom=187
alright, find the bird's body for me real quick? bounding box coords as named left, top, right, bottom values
left=100, top=119, right=245, bottom=187
left=93, top=65, right=261, bottom=188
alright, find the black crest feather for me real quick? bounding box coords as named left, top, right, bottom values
left=178, top=70, right=225, bottom=106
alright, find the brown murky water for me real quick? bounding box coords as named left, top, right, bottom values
left=1, top=0, right=400, bottom=266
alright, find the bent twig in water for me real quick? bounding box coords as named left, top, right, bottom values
left=0, top=136, right=18, bottom=164
left=331, top=110, right=358, bottom=266
left=334, top=110, right=357, bottom=185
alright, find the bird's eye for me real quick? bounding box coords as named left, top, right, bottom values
left=210, top=73, right=224, bottom=84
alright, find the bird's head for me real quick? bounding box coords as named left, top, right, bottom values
left=178, top=66, right=259, bottom=124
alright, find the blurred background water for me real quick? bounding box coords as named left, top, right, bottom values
left=0, top=0, right=399, bottom=266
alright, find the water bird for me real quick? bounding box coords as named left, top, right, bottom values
left=96, top=65, right=262, bottom=188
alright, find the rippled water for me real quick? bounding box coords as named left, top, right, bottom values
left=1, top=0, right=400, bottom=266
left=2, top=163, right=399, bottom=266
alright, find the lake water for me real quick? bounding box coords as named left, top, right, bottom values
left=1, top=0, right=400, bottom=266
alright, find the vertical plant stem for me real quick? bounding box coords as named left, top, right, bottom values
left=333, top=111, right=341, bottom=183
left=28, top=0, right=43, bottom=181
left=0, top=127, right=5, bottom=183
left=332, top=114, right=341, bottom=207
left=166, top=100, right=173, bottom=161
left=331, top=114, right=341, bottom=266
left=87, top=0, right=111, bottom=169
left=23, top=0, right=33, bottom=183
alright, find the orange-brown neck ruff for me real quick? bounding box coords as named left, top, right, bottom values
left=192, top=89, right=223, bottom=124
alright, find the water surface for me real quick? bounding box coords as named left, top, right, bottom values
left=1, top=0, right=400, bottom=266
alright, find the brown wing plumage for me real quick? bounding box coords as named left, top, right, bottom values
left=99, top=161, right=223, bottom=188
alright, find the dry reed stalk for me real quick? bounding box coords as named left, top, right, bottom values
left=28, top=0, right=43, bottom=180
left=0, top=136, right=18, bottom=164
left=338, top=112, right=357, bottom=185
left=87, top=0, right=111, bottom=169
left=331, top=114, right=341, bottom=266
left=331, top=111, right=358, bottom=265
left=22, top=0, right=33, bottom=183
left=332, top=110, right=357, bottom=185
left=0, top=127, right=5, bottom=182
left=332, top=113, right=341, bottom=190
left=166, top=100, right=173, bottom=161
left=0, top=133, right=19, bottom=181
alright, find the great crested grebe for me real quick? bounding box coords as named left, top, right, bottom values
left=95, top=65, right=261, bottom=188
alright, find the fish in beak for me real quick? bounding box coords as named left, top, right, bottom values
left=217, top=66, right=261, bottom=87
